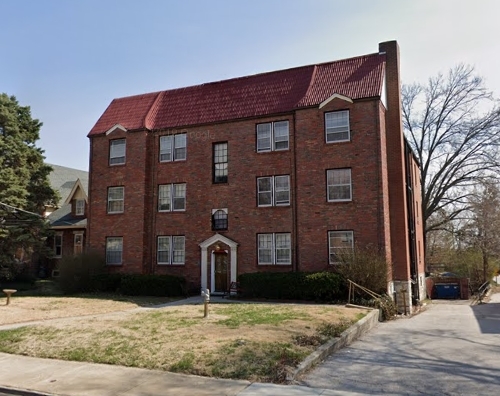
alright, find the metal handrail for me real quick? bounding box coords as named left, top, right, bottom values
left=347, top=279, right=381, bottom=305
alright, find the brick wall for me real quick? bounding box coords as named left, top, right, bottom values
left=87, top=41, right=425, bottom=297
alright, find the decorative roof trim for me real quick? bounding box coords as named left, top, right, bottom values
left=50, top=225, right=87, bottom=230
left=319, top=93, right=353, bottom=109
left=63, top=178, right=88, bottom=205
left=199, top=233, right=238, bottom=249
left=105, top=123, right=127, bottom=136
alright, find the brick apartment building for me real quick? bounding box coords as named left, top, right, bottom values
left=87, top=41, right=425, bottom=310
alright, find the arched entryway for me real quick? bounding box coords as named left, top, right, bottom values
left=199, top=234, right=238, bottom=293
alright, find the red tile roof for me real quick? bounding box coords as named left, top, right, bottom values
left=88, top=52, right=385, bottom=136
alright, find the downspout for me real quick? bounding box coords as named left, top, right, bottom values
left=86, top=137, right=93, bottom=255
left=405, top=143, right=418, bottom=300
left=150, top=131, right=158, bottom=275
left=375, top=101, right=383, bottom=253
left=292, top=111, right=299, bottom=272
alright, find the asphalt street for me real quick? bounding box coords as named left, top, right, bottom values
left=301, top=295, right=500, bottom=395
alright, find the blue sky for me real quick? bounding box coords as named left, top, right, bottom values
left=1, top=0, right=499, bottom=171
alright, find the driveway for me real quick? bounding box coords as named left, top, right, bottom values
left=301, top=293, right=500, bottom=395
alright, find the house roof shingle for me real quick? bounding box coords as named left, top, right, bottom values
left=48, top=164, right=89, bottom=204
left=88, top=52, right=386, bottom=136
left=48, top=204, right=87, bottom=228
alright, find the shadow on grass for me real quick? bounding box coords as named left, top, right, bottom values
left=1, top=280, right=184, bottom=308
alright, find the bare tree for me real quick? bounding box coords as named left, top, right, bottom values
left=460, top=181, right=500, bottom=282
left=402, top=65, right=500, bottom=244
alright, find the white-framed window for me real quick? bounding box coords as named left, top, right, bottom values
left=325, top=110, right=350, bottom=143
left=328, top=231, right=354, bottom=264
left=109, top=139, right=126, bottom=165
left=212, top=209, right=228, bottom=230
left=75, top=199, right=85, bottom=216
left=257, top=175, right=290, bottom=206
left=257, top=233, right=291, bottom=265
left=54, top=232, right=63, bottom=258
left=106, top=237, right=123, bottom=265
left=256, top=121, right=289, bottom=152
left=160, top=134, right=187, bottom=162
left=327, top=169, right=352, bottom=202
left=158, top=183, right=186, bottom=212
left=74, top=233, right=83, bottom=255
left=157, top=236, right=185, bottom=265
left=107, top=186, right=124, bottom=213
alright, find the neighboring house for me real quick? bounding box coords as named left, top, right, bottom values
left=87, top=41, right=425, bottom=312
left=46, top=164, right=89, bottom=276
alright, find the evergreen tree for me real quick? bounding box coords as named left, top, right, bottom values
left=0, top=93, right=58, bottom=279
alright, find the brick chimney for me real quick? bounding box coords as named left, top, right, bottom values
left=379, top=41, right=412, bottom=312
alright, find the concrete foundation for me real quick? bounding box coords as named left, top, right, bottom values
left=393, top=280, right=412, bottom=315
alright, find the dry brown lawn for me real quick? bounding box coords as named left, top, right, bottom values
left=0, top=297, right=370, bottom=382
left=0, top=295, right=176, bottom=325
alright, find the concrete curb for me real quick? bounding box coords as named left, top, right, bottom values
left=288, top=308, right=380, bottom=381
left=0, top=385, right=54, bottom=396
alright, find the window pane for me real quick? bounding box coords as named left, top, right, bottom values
left=106, top=237, right=123, bottom=265
left=174, top=134, right=187, bottom=160
left=258, top=234, right=273, bottom=264
left=257, top=123, right=272, bottom=152
left=54, top=234, right=62, bottom=256
left=75, top=199, right=85, bottom=215
left=158, top=184, right=171, bottom=211
left=257, top=177, right=272, bottom=206
left=327, top=169, right=351, bottom=201
left=274, top=121, right=289, bottom=150
left=274, top=175, right=290, bottom=205
left=325, top=111, right=350, bottom=142
left=214, top=163, right=228, bottom=183
left=160, top=135, right=173, bottom=162
left=108, top=187, right=124, bottom=213
left=110, top=139, right=126, bottom=165
left=329, top=231, right=353, bottom=264
left=213, top=143, right=228, bottom=183
left=275, top=233, right=291, bottom=264
left=172, top=236, right=185, bottom=264
left=173, top=184, right=186, bottom=210
left=213, top=210, right=228, bottom=230
left=157, top=236, right=171, bottom=264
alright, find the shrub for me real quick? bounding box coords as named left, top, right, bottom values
left=333, top=245, right=390, bottom=295
left=238, top=271, right=346, bottom=301
left=119, top=274, right=186, bottom=297
left=375, top=295, right=398, bottom=321
left=58, top=251, right=106, bottom=294
left=90, top=273, right=122, bottom=292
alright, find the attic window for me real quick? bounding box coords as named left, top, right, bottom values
left=109, top=139, right=126, bottom=165
left=325, top=111, right=350, bottom=143
left=75, top=199, right=85, bottom=216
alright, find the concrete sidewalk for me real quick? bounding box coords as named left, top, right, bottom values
left=0, top=352, right=357, bottom=396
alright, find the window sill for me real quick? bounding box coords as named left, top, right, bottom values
left=159, top=159, right=187, bottom=163
left=256, top=150, right=290, bottom=154
left=257, top=263, right=292, bottom=266
left=257, top=205, right=291, bottom=208
left=325, top=139, right=351, bottom=145
left=106, top=263, right=123, bottom=266
left=157, top=263, right=185, bottom=266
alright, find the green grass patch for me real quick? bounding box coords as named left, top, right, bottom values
left=214, top=304, right=309, bottom=328
left=206, top=340, right=308, bottom=382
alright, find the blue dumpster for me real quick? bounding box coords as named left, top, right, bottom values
left=434, top=283, right=460, bottom=299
